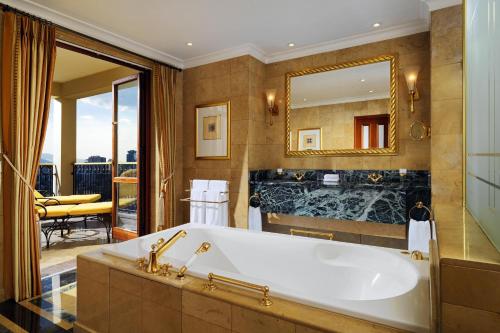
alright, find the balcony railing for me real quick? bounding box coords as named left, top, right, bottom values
left=73, top=162, right=136, bottom=201
left=36, top=163, right=54, bottom=196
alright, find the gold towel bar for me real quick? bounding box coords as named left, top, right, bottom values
left=290, top=228, right=334, bottom=240
left=180, top=198, right=229, bottom=204
left=205, top=273, right=273, bottom=306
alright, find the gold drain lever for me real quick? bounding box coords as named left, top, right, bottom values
left=205, top=272, right=273, bottom=307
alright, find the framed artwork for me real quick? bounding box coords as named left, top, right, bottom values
left=298, top=128, right=322, bottom=151
left=196, top=101, right=231, bottom=159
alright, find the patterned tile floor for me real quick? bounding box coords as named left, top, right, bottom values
left=0, top=266, right=79, bottom=332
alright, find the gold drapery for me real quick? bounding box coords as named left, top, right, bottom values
left=152, top=64, right=177, bottom=230
left=1, top=12, right=56, bottom=300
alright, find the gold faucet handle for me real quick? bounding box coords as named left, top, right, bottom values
left=136, top=257, right=147, bottom=270
left=159, top=263, right=172, bottom=276
left=151, top=238, right=165, bottom=251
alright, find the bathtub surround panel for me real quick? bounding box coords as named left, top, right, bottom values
left=250, top=169, right=430, bottom=225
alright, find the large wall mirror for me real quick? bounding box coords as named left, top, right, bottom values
left=285, top=55, right=398, bottom=156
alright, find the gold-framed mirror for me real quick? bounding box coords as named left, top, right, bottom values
left=285, top=54, right=398, bottom=156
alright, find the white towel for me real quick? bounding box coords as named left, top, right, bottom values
left=408, top=219, right=431, bottom=253
left=192, top=179, right=209, bottom=190
left=208, top=180, right=228, bottom=192
left=205, top=190, right=229, bottom=227
left=248, top=206, right=262, bottom=231
left=324, top=174, right=339, bottom=181
left=190, top=189, right=206, bottom=224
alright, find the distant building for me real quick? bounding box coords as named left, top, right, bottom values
left=126, top=150, right=137, bottom=162
left=87, top=155, right=106, bottom=163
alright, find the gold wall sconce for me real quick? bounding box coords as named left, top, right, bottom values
left=265, top=89, right=279, bottom=125
left=404, top=66, right=420, bottom=113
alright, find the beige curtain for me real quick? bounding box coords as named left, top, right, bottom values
left=152, top=64, right=177, bottom=230
left=1, top=12, right=56, bottom=301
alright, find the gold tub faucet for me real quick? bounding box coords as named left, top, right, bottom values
left=138, top=230, right=187, bottom=274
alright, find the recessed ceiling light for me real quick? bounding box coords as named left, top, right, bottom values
left=361, top=79, right=366, bottom=82
left=369, top=90, right=375, bottom=93
left=373, top=22, right=381, bottom=28
left=186, top=42, right=193, bottom=46
left=288, top=42, right=295, bottom=47
left=303, top=98, right=307, bottom=102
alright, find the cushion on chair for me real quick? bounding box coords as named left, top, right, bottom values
left=67, top=198, right=137, bottom=217
left=68, top=202, right=112, bottom=216
left=41, top=194, right=102, bottom=205
left=37, top=205, right=76, bottom=218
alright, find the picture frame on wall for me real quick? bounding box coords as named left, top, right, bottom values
left=195, top=101, right=231, bottom=159
left=298, top=128, right=322, bottom=151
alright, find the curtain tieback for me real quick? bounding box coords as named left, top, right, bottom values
left=2, top=153, right=35, bottom=194
left=160, top=172, right=175, bottom=196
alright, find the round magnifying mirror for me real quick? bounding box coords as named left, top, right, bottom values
left=409, top=121, right=428, bottom=140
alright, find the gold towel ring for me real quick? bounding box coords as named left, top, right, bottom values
left=408, top=201, right=433, bottom=220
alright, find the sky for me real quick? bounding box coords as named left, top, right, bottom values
left=42, top=83, right=138, bottom=163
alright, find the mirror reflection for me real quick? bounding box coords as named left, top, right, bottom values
left=288, top=60, right=392, bottom=152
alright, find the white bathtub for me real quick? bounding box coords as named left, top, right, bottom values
left=103, top=224, right=430, bottom=332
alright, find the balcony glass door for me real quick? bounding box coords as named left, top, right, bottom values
left=112, top=74, right=141, bottom=240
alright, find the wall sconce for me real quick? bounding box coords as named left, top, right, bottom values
left=404, top=66, right=420, bottom=113
left=265, top=89, right=279, bottom=125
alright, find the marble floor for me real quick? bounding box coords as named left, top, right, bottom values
left=0, top=221, right=122, bottom=332
left=0, top=269, right=76, bottom=332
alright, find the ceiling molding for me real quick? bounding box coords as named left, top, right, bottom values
left=421, top=0, right=462, bottom=11
left=3, top=0, right=184, bottom=68
left=265, top=19, right=429, bottom=64
left=4, top=0, right=447, bottom=70
left=184, top=43, right=266, bottom=69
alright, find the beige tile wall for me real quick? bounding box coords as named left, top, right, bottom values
left=289, top=99, right=389, bottom=150
left=430, top=5, right=463, bottom=209
left=183, top=56, right=263, bottom=228
left=183, top=34, right=431, bottom=229
left=250, top=32, right=431, bottom=171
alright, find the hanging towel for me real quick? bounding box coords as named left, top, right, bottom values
left=190, top=189, right=206, bottom=224
left=208, top=180, right=228, bottom=192
left=248, top=206, right=262, bottom=231
left=205, top=190, right=229, bottom=227
left=408, top=219, right=431, bottom=253
left=192, top=179, right=209, bottom=190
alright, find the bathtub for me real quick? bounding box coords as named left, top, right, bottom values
left=103, top=224, right=430, bottom=332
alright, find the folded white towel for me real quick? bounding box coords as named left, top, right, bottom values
left=248, top=206, right=262, bottom=231
left=190, top=189, right=206, bottom=224
left=324, top=174, right=339, bottom=181
left=205, top=190, right=229, bottom=227
left=408, top=219, right=431, bottom=253
left=208, top=180, right=228, bottom=192
left=192, top=179, right=209, bottom=190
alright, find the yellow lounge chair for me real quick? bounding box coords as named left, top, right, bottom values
left=34, top=190, right=101, bottom=206
left=37, top=198, right=136, bottom=248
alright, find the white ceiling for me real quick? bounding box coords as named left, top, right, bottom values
left=291, top=61, right=390, bottom=108
left=6, top=0, right=462, bottom=69
left=54, top=47, right=120, bottom=83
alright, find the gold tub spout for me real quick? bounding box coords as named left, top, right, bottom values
left=144, top=230, right=187, bottom=274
